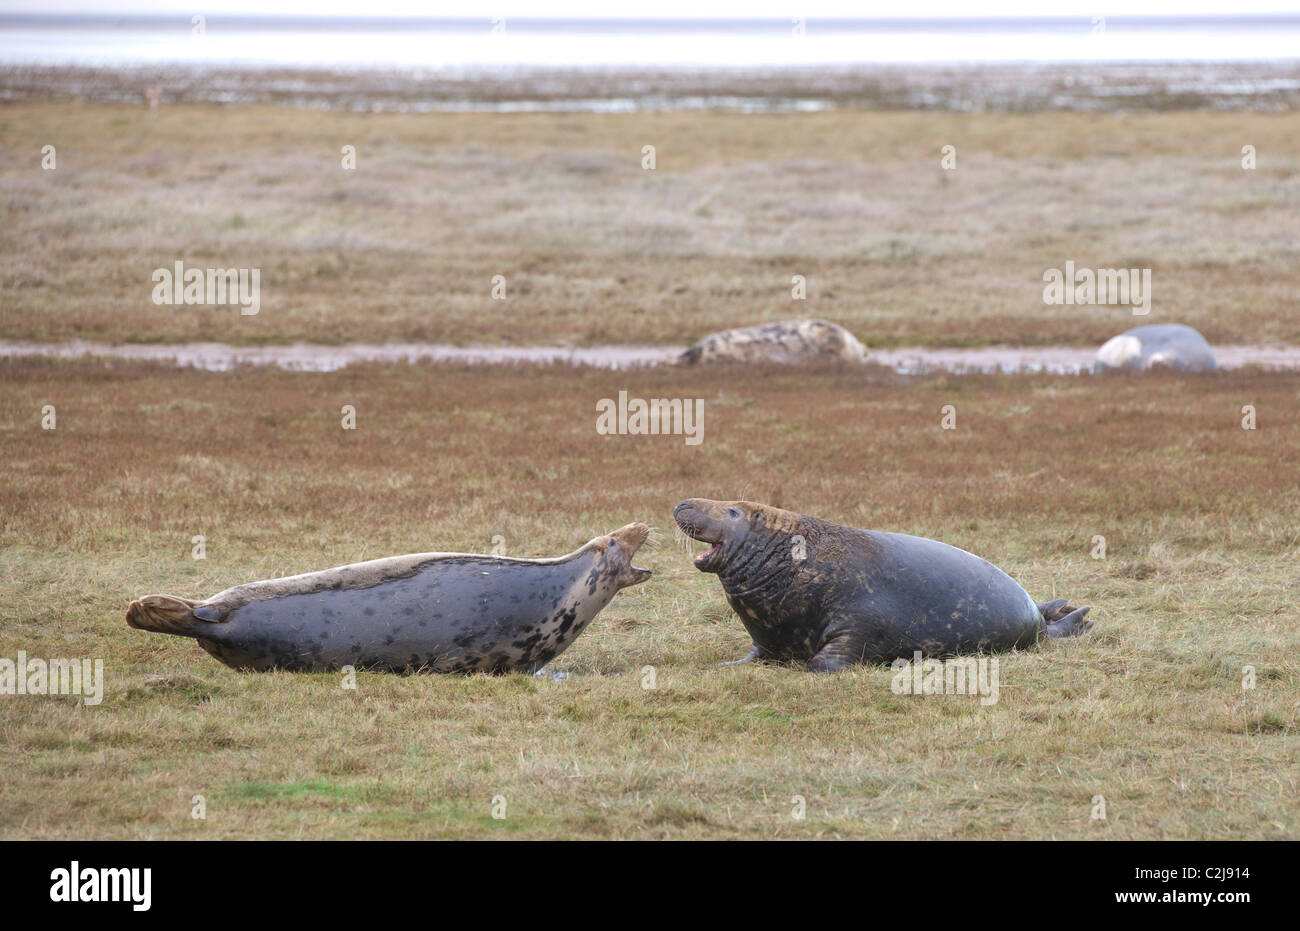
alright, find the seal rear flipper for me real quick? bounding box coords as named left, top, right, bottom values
left=1043, top=606, right=1093, bottom=638
left=1036, top=598, right=1071, bottom=621
left=125, top=594, right=225, bottom=636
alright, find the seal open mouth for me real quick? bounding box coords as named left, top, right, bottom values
left=673, top=499, right=728, bottom=572
left=694, top=542, right=721, bottom=566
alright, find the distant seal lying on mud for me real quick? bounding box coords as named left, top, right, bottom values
left=679, top=319, right=865, bottom=365
left=674, top=499, right=1092, bottom=672
left=1095, top=323, right=1218, bottom=373
left=126, top=524, right=651, bottom=673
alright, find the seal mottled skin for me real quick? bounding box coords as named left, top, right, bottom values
left=679, top=319, right=865, bottom=365
left=1095, top=323, right=1218, bottom=373
left=674, top=499, right=1092, bottom=673
left=126, top=523, right=651, bottom=674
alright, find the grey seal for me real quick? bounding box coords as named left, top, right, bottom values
left=679, top=319, right=865, bottom=365
left=1095, top=323, right=1218, bottom=372
left=674, top=499, right=1092, bottom=673
left=126, top=523, right=651, bottom=673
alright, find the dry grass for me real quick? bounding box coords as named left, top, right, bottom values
left=1, top=357, right=1296, bottom=839
left=3, top=102, right=1300, bottom=348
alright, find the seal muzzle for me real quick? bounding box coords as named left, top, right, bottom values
left=673, top=499, right=735, bottom=572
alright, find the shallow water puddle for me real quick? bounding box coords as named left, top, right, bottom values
left=2, top=340, right=1297, bottom=374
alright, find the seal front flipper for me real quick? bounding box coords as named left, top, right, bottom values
left=125, top=594, right=225, bottom=636
left=806, top=651, right=851, bottom=674
left=807, top=637, right=869, bottom=673
left=807, top=619, right=878, bottom=674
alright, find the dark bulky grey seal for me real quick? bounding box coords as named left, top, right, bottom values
left=126, top=523, right=651, bottom=673
left=1094, top=323, right=1218, bottom=372
left=674, top=499, right=1092, bottom=673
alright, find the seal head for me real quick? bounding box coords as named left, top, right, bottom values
left=673, top=498, right=801, bottom=575
left=590, top=521, right=655, bottom=589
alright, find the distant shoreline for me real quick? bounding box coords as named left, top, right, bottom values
left=4, top=61, right=1298, bottom=113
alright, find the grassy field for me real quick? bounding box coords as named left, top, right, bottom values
left=3, top=102, right=1300, bottom=348
left=1, top=357, right=1296, bottom=839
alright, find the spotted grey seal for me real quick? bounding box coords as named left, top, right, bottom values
left=126, top=523, right=651, bottom=673
left=674, top=499, right=1092, bottom=673
left=1095, top=323, right=1218, bottom=373
left=679, top=319, right=865, bottom=365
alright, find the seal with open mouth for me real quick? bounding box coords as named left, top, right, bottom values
left=126, top=523, right=652, bottom=674
left=674, top=499, right=1091, bottom=673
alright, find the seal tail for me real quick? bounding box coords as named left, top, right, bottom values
left=126, top=594, right=222, bottom=636
left=1037, top=598, right=1093, bottom=638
